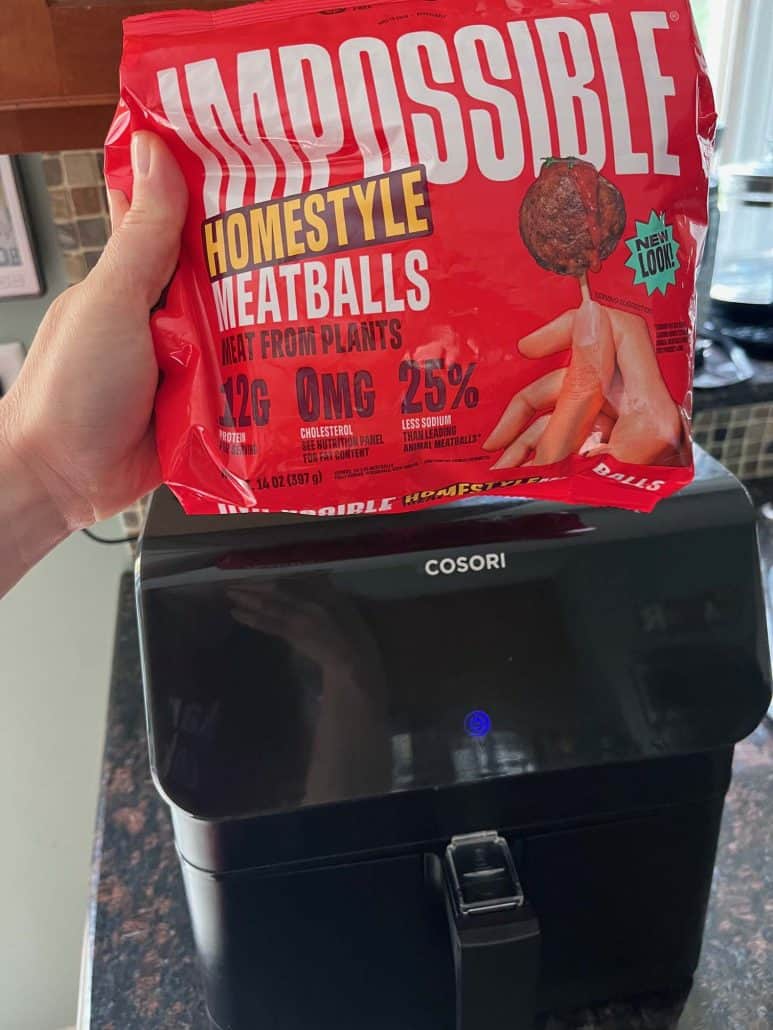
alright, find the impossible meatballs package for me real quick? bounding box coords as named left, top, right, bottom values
left=105, top=0, right=715, bottom=515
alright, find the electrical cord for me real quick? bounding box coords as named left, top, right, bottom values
left=81, top=527, right=139, bottom=545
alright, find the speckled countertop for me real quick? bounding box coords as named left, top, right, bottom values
left=693, top=352, right=773, bottom=413
left=83, top=575, right=773, bottom=1030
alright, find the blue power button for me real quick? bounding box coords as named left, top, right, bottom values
left=464, top=710, right=492, bottom=738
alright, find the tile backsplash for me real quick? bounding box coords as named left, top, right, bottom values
left=693, top=403, right=773, bottom=483
left=41, top=148, right=147, bottom=541
left=42, top=149, right=110, bottom=286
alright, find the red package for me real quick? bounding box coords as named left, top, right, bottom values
left=105, top=0, right=715, bottom=516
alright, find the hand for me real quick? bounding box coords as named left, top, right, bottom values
left=227, top=580, right=389, bottom=804
left=227, top=580, right=379, bottom=678
left=1, top=132, right=187, bottom=529
left=483, top=300, right=684, bottom=468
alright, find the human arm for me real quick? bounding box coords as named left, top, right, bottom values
left=0, top=133, right=186, bottom=597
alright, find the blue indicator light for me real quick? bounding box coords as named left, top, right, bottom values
left=464, top=710, right=492, bottom=738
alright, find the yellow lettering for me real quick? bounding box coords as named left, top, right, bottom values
left=402, top=169, right=429, bottom=234
left=249, top=205, right=284, bottom=264
left=212, top=167, right=428, bottom=276
left=303, top=193, right=329, bottom=253
left=204, top=218, right=227, bottom=278
left=225, top=212, right=250, bottom=271
left=284, top=198, right=304, bottom=257
left=326, top=186, right=351, bottom=246
left=351, top=180, right=378, bottom=242
left=380, top=176, right=405, bottom=237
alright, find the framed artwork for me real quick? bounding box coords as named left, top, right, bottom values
left=0, top=156, right=43, bottom=300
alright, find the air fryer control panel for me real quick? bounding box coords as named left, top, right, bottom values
left=139, top=455, right=769, bottom=821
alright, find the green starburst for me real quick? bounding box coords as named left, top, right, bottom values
left=624, top=211, right=680, bottom=296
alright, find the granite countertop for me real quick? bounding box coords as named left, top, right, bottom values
left=83, top=575, right=773, bottom=1030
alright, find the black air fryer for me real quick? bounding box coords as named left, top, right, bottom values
left=136, top=450, right=770, bottom=1030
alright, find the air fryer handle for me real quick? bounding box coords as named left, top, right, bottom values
left=442, top=832, right=540, bottom=1030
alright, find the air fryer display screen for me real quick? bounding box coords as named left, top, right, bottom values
left=358, top=584, right=575, bottom=730
left=356, top=583, right=607, bottom=792
left=144, top=572, right=627, bottom=818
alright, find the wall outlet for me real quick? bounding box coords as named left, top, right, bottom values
left=0, top=341, right=25, bottom=397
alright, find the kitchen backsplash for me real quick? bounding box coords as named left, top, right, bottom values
left=693, top=402, right=773, bottom=486
left=41, top=149, right=147, bottom=542
left=42, top=150, right=110, bottom=285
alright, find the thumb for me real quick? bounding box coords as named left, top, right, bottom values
left=97, top=132, right=188, bottom=307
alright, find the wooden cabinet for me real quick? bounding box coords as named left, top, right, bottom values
left=0, top=0, right=247, bottom=153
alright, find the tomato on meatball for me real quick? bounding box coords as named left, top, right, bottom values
left=520, top=158, right=627, bottom=277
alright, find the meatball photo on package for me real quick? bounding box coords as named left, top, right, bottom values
left=105, top=0, right=716, bottom=516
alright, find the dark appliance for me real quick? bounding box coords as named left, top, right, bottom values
left=711, top=150, right=773, bottom=329
left=136, top=449, right=770, bottom=1030
left=695, top=133, right=773, bottom=380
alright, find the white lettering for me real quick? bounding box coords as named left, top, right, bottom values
left=398, top=31, right=468, bottom=184
left=423, top=552, right=508, bottom=575
left=238, top=49, right=303, bottom=200
left=405, top=249, right=430, bottom=311
left=159, top=13, right=683, bottom=218
left=304, top=261, right=329, bottom=318
left=257, top=267, right=281, bottom=321
left=236, top=272, right=253, bottom=325
left=507, top=21, right=553, bottom=176
left=157, top=68, right=223, bottom=217
left=279, top=44, right=344, bottom=189
left=278, top=263, right=302, bottom=320
left=185, top=58, right=253, bottom=210
left=536, top=17, right=606, bottom=169
left=382, top=253, right=405, bottom=312
left=217, top=497, right=396, bottom=516
left=454, top=25, right=524, bottom=181
left=339, top=37, right=411, bottom=176
left=632, top=12, right=680, bottom=176
left=212, top=277, right=235, bottom=330
left=593, top=462, right=667, bottom=492
left=333, top=258, right=360, bottom=316
left=359, top=255, right=381, bottom=314
left=591, top=14, right=649, bottom=175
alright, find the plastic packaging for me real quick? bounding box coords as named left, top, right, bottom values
left=105, top=0, right=715, bottom=515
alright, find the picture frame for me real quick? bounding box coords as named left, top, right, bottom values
left=0, top=155, right=44, bottom=300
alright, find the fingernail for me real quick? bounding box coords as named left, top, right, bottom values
left=131, top=133, right=151, bottom=178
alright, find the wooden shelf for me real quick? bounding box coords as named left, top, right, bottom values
left=0, top=0, right=248, bottom=152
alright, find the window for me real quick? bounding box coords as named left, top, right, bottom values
left=690, top=0, right=727, bottom=84
left=691, top=0, right=773, bottom=164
